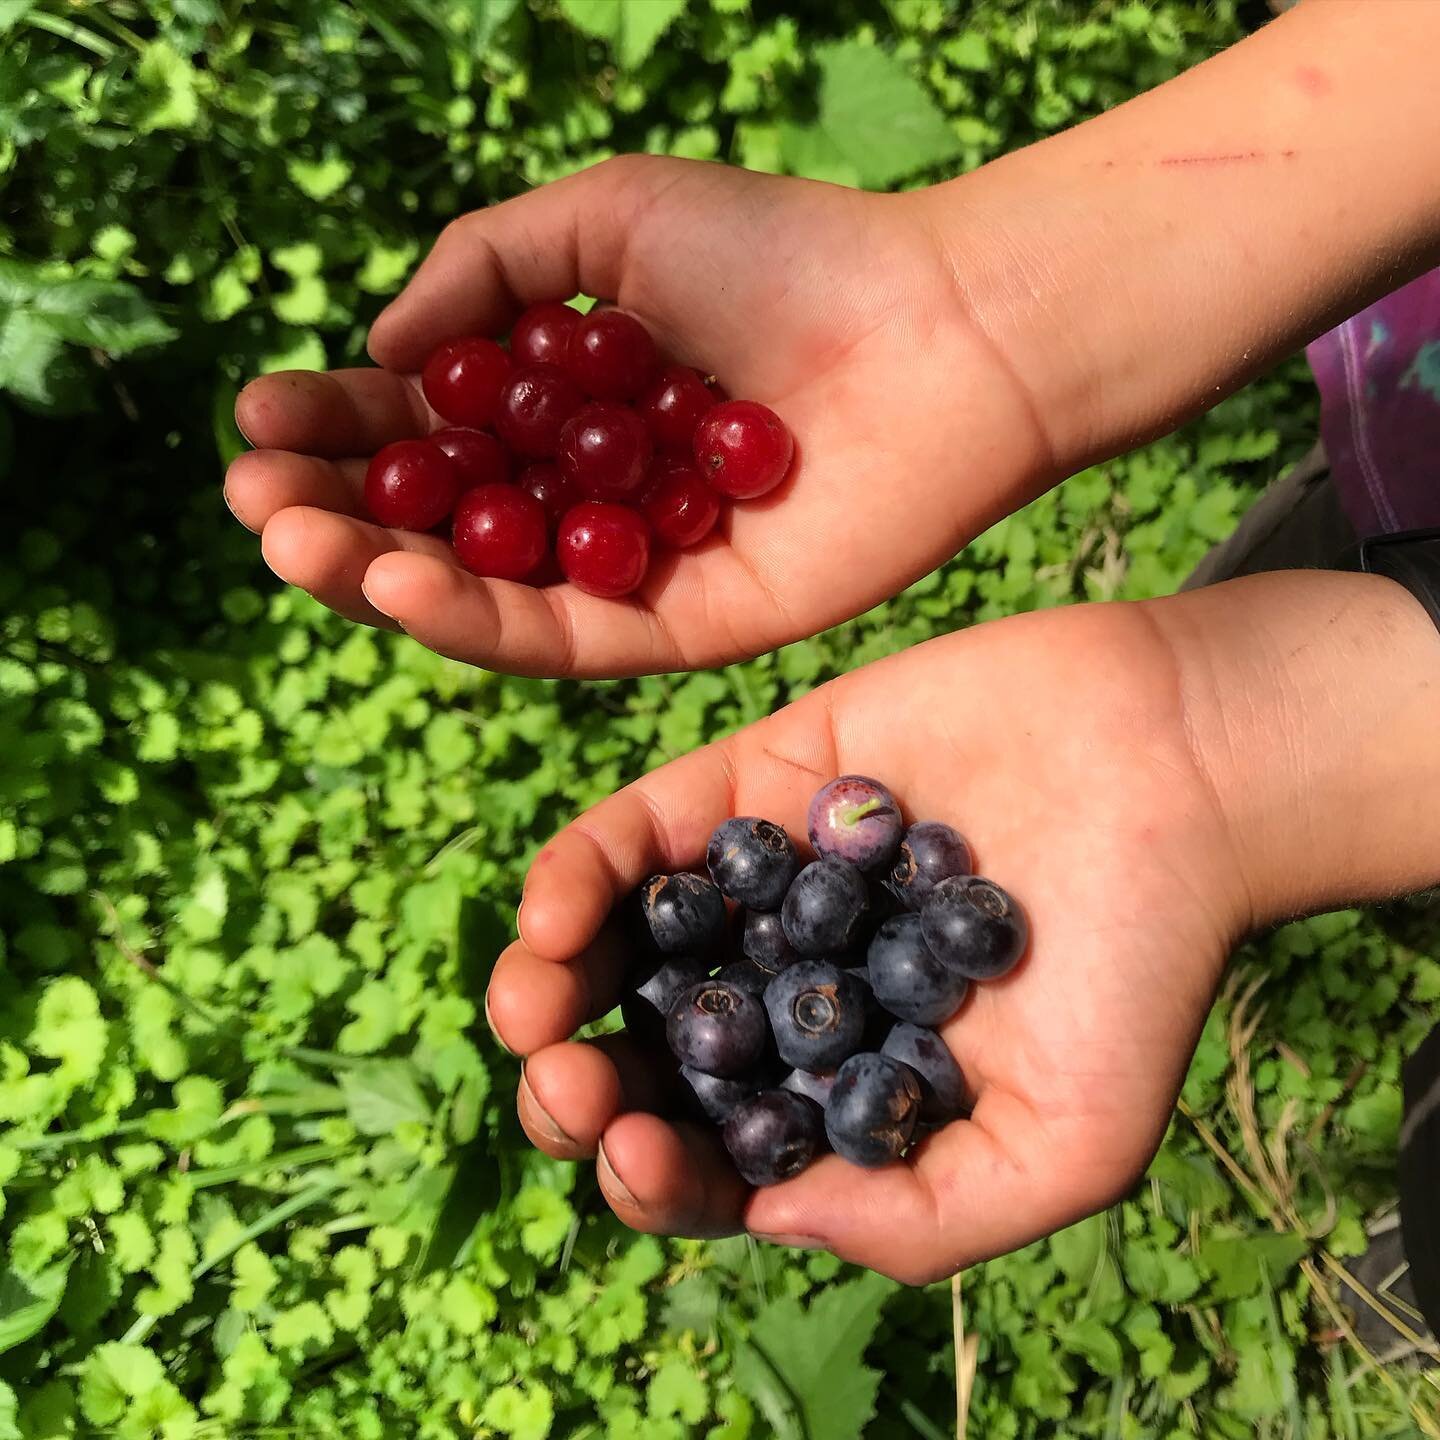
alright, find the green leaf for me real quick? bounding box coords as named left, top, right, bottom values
left=558, top=0, right=688, bottom=69
left=1197, top=1231, right=1309, bottom=1302
left=784, top=41, right=962, bottom=189
left=287, top=152, right=353, bottom=201
left=0, top=1259, right=70, bottom=1355
left=134, top=41, right=200, bottom=132
left=338, top=1060, right=433, bottom=1135
left=739, top=1271, right=895, bottom=1440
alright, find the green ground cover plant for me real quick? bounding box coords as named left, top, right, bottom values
left=1, top=0, right=1435, bottom=1434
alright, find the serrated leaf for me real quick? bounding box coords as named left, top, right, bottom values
left=0, top=1259, right=70, bottom=1355
left=338, top=1060, right=432, bottom=1135
left=558, top=0, right=687, bottom=69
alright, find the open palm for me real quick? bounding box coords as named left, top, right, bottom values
left=224, top=156, right=1053, bottom=678
left=486, top=600, right=1252, bottom=1282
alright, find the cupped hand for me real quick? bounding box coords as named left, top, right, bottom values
left=485, top=599, right=1255, bottom=1283
left=224, top=155, right=1053, bottom=678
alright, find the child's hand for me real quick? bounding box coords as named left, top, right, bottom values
left=224, top=156, right=1045, bottom=677
left=485, top=571, right=1440, bottom=1282
left=487, top=601, right=1243, bottom=1281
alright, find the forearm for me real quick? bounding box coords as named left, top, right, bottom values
left=1148, top=569, right=1440, bottom=932
left=921, top=0, right=1440, bottom=475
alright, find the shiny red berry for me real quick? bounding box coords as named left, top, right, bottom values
left=421, top=337, right=512, bottom=427
left=517, top=462, right=580, bottom=532
left=431, top=427, right=513, bottom=489
left=693, top=400, right=793, bottom=499
left=641, top=457, right=721, bottom=549
left=565, top=309, right=657, bottom=401
left=452, top=483, right=548, bottom=581
left=556, top=502, right=651, bottom=597
left=558, top=402, right=653, bottom=501
left=495, top=363, right=585, bottom=459
left=637, top=365, right=718, bottom=452
left=510, top=301, right=581, bottom=368
left=364, top=439, right=461, bottom=530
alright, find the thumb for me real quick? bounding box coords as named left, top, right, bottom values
left=367, top=153, right=687, bottom=371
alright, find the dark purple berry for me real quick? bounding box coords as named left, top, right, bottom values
left=667, top=979, right=768, bottom=1077
left=781, top=1068, right=838, bottom=1108
left=781, top=859, right=868, bottom=957
left=742, top=909, right=798, bottom=972
left=921, top=876, right=1028, bottom=981
left=716, top=959, right=773, bottom=998
left=880, top=1023, right=968, bottom=1124
left=707, top=817, right=799, bottom=911
left=866, top=913, right=969, bottom=1027
left=763, top=960, right=867, bottom=1071
left=807, top=775, right=903, bottom=875
left=679, top=1065, right=759, bottom=1123
left=887, top=821, right=973, bottom=911
left=824, top=1054, right=921, bottom=1168
left=723, top=1090, right=824, bottom=1187
left=621, top=955, right=707, bottom=1048
left=640, top=873, right=727, bottom=955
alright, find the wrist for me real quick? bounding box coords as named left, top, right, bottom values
left=1145, top=569, right=1440, bottom=931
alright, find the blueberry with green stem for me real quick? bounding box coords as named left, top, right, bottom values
left=807, top=775, right=903, bottom=875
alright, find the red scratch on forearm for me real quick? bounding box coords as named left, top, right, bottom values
left=1157, top=150, right=1267, bottom=167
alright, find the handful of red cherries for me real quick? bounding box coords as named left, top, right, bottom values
left=615, top=777, right=1028, bottom=1187
left=364, top=303, right=794, bottom=598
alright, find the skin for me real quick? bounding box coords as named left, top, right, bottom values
left=490, top=572, right=1440, bottom=1284
left=226, top=2, right=1440, bottom=679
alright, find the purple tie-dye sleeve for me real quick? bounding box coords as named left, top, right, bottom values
left=1306, top=270, right=1440, bottom=537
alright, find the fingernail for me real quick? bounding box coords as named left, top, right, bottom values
left=515, top=896, right=528, bottom=944
left=360, top=580, right=396, bottom=620
left=752, top=1232, right=825, bottom=1250
left=483, top=988, right=517, bottom=1058
left=519, top=1064, right=580, bottom=1149
left=596, top=1138, right=637, bottom=1209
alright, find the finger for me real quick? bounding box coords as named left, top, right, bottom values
left=745, top=1090, right=1113, bottom=1286
left=485, top=933, right=631, bottom=1056
left=225, top=451, right=367, bottom=533
left=259, top=507, right=450, bottom=630
left=236, top=369, right=430, bottom=458
left=358, top=550, right=688, bottom=680
left=597, top=1112, right=747, bottom=1240
left=518, top=1034, right=669, bottom=1160
left=520, top=696, right=838, bottom=959
left=369, top=154, right=688, bottom=372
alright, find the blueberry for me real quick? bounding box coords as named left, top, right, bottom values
left=886, top=821, right=973, bottom=911
left=781, top=859, right=868, bottom=957
left=723, top=1090, right=824, bottom=1186
left=781, top=1068, right=837, bottom=1108
left=921, top=876, right=1028, bottom=980
left=880, top=1023, right=968, bottom=1124
left=715, top=959, right=773, bottom=998
left=866, top=913, right=969, bottom=1026
left=666, top=978, right=768, bottom=1077
left=807, top=775, right=903, bottom=875
left=845, top=964, right=896, bottom=1049
left=742, top=909, right=798, bottom=971
left=824, top=1054, right=921, bottom=1168
left=639, top=873, right=727, bottom=955
left=707, top=817, right=799, bottom=910
left=763, top=960, right=867, bottom=1071
left=621, top=955, right=707, bottom=1047
left=679, top=1065, right=759, bottom=1123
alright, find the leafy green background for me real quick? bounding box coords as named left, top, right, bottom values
left=1, top=0, right=1435, bottom=1435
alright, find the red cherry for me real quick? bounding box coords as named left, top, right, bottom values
left=431, top=427, right=513, bottom=489
left=421, top=337, right=512, bottom=428
left=692, top=399, right=793, bottom=499
left=364, top=439, right=461, bottom=530
left=452, top=483, right=548, bottom=581
left=565, top=309, right=658, bottom=401
left=510, top=301, right=581, bottom=368
left=636, top=365, right=718, bottom=453
left=495, top=363, right=586, bottom=459
left=558, top=402, right=653, bottom=501
left=556, top=502, right=651, bottom=597
left=517, top=462, right=580, bottom=532
left=641, top=457, right=721, bottom=549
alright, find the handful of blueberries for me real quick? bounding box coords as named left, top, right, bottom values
left=619, top=777, right=1028, bottom=1187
